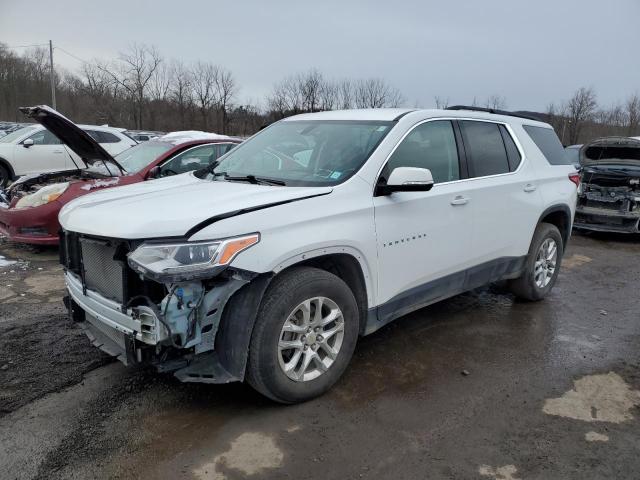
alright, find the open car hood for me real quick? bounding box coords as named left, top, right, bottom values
left=580, top=137, right=640, bottom=167
left=19, top=105, right=126, bottom=174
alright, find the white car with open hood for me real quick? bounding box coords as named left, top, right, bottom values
left=60, top=107, right=578, bottom=403
left=0, top=116, right=136, bottom=186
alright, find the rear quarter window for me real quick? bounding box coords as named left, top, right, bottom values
left=523, top=125, right=568, bottom=165
left=96, top=131, right=122, bottom=143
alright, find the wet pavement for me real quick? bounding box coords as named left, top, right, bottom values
left=1, top=232, right=639, bottom=480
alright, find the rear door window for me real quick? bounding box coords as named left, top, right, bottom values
left=459, top=121, right=510, bottom=177
left=522, top=125, right=568, bottom=165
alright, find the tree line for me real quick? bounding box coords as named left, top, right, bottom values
left=1, top=42, right=638, bottom=143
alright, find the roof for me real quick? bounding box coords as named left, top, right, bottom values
left=155, top=130, right=242, bottom=145
left=281, top=108, right=550, bottom=127
left=283, top=109, right=415, bottom=122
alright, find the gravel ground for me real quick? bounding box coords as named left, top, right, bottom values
left=1, top=232, right=639, bottom=480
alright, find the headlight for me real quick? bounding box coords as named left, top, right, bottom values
left=128, top=233, right=260, bottom=281
left=15, top=182, right=69, bottom=209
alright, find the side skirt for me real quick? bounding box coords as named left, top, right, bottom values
left=364, top=256, right=526, bottom=335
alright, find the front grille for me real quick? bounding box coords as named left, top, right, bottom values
left=80, top=238, right=125, bottom=302
left=60, top=230, right=167, bottom=307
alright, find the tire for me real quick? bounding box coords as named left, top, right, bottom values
left=0, top=164, right=10, bottom=188
left=509, top=222, right=563, bottom=301
left=246, top=266, right=359, bottom=403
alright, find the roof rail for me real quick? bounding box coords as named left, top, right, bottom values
left=445, top=105, right=543, bottom=122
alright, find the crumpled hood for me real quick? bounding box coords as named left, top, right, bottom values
left=59, top=173, right=332, bottom=239
left=581, top=137, right=640, bottom=167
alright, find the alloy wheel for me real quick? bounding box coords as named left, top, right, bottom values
left=534, top=238, right=558, bottom=288
left=277, top=296, right=345, bottom=382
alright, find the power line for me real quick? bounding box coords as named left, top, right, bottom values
left=54, top=46, right=89, bottom=64
left=3, top=43, right=49, bottom=49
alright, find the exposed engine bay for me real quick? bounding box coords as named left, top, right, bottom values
left=3, top=167, right=118, bottom=203
left=575, top=137, right=640, bottom=233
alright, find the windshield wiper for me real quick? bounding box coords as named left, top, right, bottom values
left=223, top=174, right=286, bottom=186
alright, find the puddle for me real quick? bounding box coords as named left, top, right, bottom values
left=479, top=464, right=521, bottom=480
left=585, top=431, right=609, bottom=442
left=0, top=255, right=16, bottom=268
left=562, top=254, right=592, bottom=269
left=543, top=372, right=640, bottom=423
left=193, top=432, right=283, bottom=480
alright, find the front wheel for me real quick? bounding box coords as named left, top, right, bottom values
left=509, top=222, right=563, bottom=301
left=246, top=267, right=359, bottom=403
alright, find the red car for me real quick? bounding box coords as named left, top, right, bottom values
left=0, top=106, right=241, bottom=245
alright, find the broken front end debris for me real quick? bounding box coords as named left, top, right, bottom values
left=61, top=231, right=270, bottom=383
left=575, top=136, right=640, bottom=233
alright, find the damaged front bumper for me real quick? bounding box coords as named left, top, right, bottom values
left=575, top=189, right=640, bottom=233
left=65, top=270, right=251, bottom=383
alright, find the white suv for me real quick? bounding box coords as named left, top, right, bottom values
left=59, top=107, right=577, bottom=403
left=0, top=123, right=136, bottom=186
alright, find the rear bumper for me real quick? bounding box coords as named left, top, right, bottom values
left=574, top=206, right=640, bottom=233
left=0, top=201, right=61, bottom=245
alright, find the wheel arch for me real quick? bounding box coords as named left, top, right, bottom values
left=0, top=157, right=16, bottom=180
left=279, top=252, right=370, bottom=335
left=214, top=251, right=371, bottom=380
left=537, top=204, right=572, bottom=250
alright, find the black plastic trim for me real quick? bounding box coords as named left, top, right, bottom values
left=364, top=255, right=527, bottom=335
left=446, top=105, right=541, bottom=122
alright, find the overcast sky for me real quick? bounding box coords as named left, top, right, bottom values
left=1, top=0, right=638, bottom=111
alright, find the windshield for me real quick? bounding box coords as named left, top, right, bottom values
left=206, top=120, right=393, bottom=186
left=115, top=141, right=173, bottom=173
left=0, top=125, right=38, bottom=144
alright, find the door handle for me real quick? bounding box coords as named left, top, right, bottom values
left=523, top=183, right=537, bottom=193
left=53, top=150, right=63, bottom=154
left=450, top=195, right=470, bottom=206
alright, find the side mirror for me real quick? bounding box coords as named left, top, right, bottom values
left=147, top=166, right=161, bottom=179
left=22, top=139, right=34, bottom=148
left=375, top=167, right=434, bottom=196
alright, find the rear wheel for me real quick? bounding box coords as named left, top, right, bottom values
left=509, top=222, right=563, bottom=301
left=246, top=267, right=359, bottom=403
left=0, top=165, right=10, bottom=188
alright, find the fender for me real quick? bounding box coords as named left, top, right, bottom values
left=271, top=245, right=376, bottom=308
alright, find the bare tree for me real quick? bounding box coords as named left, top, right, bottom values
left=434, top=96, right=449, bottom=109
left=354, top=78, right=403, bottom=108
left=298, top=69, right=324, bottom=112
left=625, top=94, right=640, bottom=136
left=336, top=79, right=353, bottom=109
left=191, top=61, right=219, bottom=130
left=485, top=94, right=507, bottom=110
left=168, top=60, right=193, bottom=129
left=215, top=67, right=236, bottom=134
left=148, top=61, right=170, bottom=102
left=97, top=43, right=162, bottom=129
left=565, top=87, right=597, bottom=144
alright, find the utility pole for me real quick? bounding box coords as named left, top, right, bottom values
left=49, top=40, right=56, bottom=109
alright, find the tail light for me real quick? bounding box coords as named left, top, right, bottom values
left=568, top=172, right=580, bottom=187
